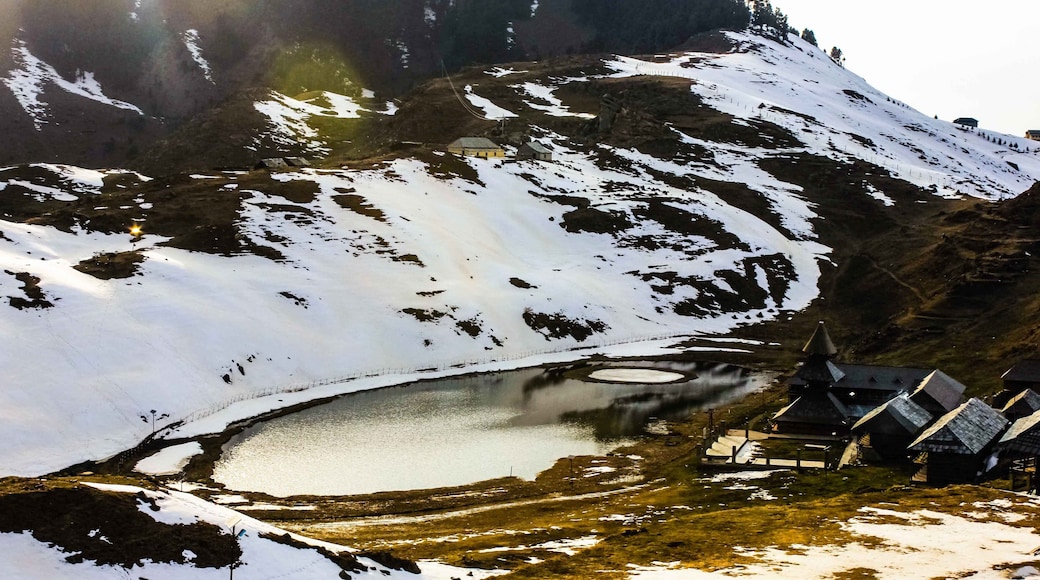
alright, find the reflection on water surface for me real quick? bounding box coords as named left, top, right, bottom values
left=213, top=361, right=765, bottom=497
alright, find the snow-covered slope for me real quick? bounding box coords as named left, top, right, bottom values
left=0, top=481, right=499, bottom=579
left=605, top=33, right=1039, bottom=200
left=1, top=31, right=1038, bottom=477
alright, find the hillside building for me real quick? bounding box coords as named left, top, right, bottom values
left=909, top=370, right=967, bottom=417
left=908, top=398, right=1008, bottom=485
left=852, top=393, right=932, bottom=462
left=998, top=410, right=1040, bottom=470
left=1000, top=389, right=1040, bottom=423
left=953, top=117, right=979, bottom=128
left=517, top=141, right=553, bottom=161
left=1026, top=130, right=1040, bottom=141
left=447, top=137, right=505, bottom=158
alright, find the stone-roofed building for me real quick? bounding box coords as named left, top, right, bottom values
left=1000, top=389, right=1040, bottom=423
left=1026, top=130, right=1040, bottom=141
left=998, top=409, right=1040, bottom=482
left=909, top=398, right=1009, bottom=485
left=909, top=370, right=967, bottom=417
left=852, top=393, right=932, bottom=461
left=999, top=410, right=1040, bottom=458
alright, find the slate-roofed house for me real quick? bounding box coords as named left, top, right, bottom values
left=998, top=410, right=1040, bottom=461
left=517, top=141, right=553, bottom=161
left=1026, top=130, right=1040, bottom=141
left=909, top=370, right=967, bottom=416
left=447, top=137, right=505, bottom=158
left=908, top=398, right=1009, bottom=485
left=851, top=393, right=932, bottom=462
left=953, top=117, right=979, bottom=128
left=1000, top=389, right=1040, bottom=423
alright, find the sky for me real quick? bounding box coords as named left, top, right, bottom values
left=774, top=1, right=1040, bottom=137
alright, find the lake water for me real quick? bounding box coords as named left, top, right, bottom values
left=212, top=361, right=766, bottom=497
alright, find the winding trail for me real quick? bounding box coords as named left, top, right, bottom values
left=865, top=254, right=925, bottom=303
left=279, top=481, right=665, bottom=531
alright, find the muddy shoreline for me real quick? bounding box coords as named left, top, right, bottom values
left=77, top=345, right=782, bottom=519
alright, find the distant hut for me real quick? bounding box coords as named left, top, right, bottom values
left=284, top=157, right=311, bottom=167
left=517, top=141, right=553, bottom=161
left=908, top=398, right=1009, bottom=485
left=1000, top=389, right=1040, bottom=423
left=953, top=117, right=979, bottom=128
left=1025, top=130, right=1040, bottom=141
left=909, top=370, right=966, bottom=417
left=255, top=158, right=289, bottom=171
left=851, top=393, right=932, bottom=462
left=447, top=137, right=505, bottom=158
left=771, top=322, right=851, bottom=437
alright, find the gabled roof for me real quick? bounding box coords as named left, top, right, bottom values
left=910, top=370, right=967, bottom=413
left=802, top=321, right=837, bottom=356
left=521, top=141, right=552, bottom=154
left=448, top=137, right=501, bottom=150
left=1001, top=359, right=1040, bottom=383
left=909, top=398, right=1008, bottom=455
left=772, top=391, right=849, bottom=427
left=999, top=409, right=1040, bottom=455
left=852, top=393, right=932, bottom=435
left=1001, top=389, right=1040, bottom=417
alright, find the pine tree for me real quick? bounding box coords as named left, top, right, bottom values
left=829, top=46, right=844, bottom=66
left=800, top=28, right=817, bottom=47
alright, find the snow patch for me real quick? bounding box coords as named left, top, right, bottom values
left=134, top=442, right=203, bottom=476
left=182, top=30, right=214, bottom=83
left=3, top=39, right=143, bottom=130
left=464, top=85, right=517, bottom=119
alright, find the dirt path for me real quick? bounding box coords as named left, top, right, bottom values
left=865, top=254, right=925, bottom=303
left=279, top=481, right=664, bottom=531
